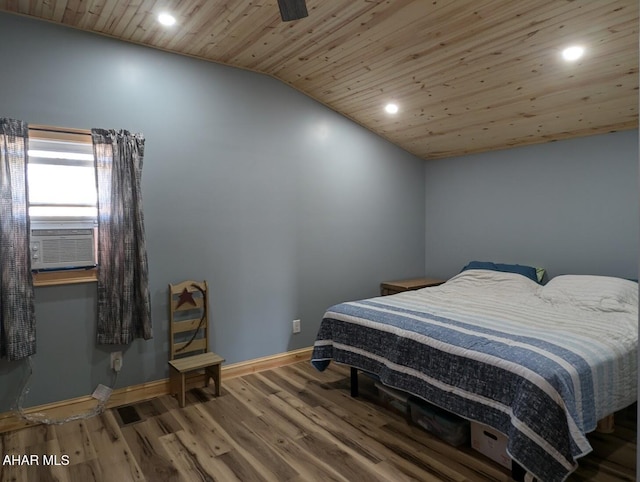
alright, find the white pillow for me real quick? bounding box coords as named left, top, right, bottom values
left=540, top=275, right=638, bottom=312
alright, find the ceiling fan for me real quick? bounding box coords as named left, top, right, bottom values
left=277, top=0, right=308, bottom=21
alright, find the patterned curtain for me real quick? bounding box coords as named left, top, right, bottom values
left=92, top=129, right=152, bottom=344
left=0, top=118, right=36, bottom=360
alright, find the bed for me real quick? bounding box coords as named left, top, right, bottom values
left=311, top=268, right=638, bottom=482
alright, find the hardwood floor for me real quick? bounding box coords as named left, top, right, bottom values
left=0, top=361, right=636, bottom=481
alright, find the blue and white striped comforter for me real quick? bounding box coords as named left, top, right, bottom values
left=311, top=270, right=637, bottom=482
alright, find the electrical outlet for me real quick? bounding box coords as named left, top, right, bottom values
left=292, top=319, right=301, bottom=334
left=110, top=351, right=123, bottom=372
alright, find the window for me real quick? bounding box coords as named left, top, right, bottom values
left=28, top=126, right=98, bottom=286
left=28, top=126, right=96, bottom=220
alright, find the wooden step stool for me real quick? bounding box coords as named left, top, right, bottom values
left=169, top=352, right=224, bottom=408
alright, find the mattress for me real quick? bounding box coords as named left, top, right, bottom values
left=311, top=270, right=638, bottom=482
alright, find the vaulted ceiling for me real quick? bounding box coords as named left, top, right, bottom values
left=1, top=0, right=637, bottom=160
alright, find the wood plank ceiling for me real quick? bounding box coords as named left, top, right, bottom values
left=0, top=0, right=637, bottom=160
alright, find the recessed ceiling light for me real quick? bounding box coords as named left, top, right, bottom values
left=562, top=45, right=584, bottom=62
left=385, top=103, right=399, bottom=114
left=158, top=13, right=176, bottom=26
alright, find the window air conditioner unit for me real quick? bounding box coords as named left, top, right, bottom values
left=30, top=222, right=97, bottom=271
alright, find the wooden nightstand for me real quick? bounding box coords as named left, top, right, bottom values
left=380, top=277, right=446, bottom=296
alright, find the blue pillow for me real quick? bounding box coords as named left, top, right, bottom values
left=461, top=261, right=541, bottom=284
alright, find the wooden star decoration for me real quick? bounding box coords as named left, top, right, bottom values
left=176, top=288, right=197, bottom=309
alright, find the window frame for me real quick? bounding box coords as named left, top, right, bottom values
left=28, top=125, right=98, bottom=287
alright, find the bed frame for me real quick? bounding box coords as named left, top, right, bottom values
left=348, top=366, right=615, bottom=482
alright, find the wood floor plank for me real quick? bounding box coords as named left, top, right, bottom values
left=373, top=458, right=436, bottom=482
left=193, top=403, right=299, bottom=482
left=241, top=414, right=349, bottom=482
left=120, top=420, right=181, bottom=482
left=66, top=459, right=104, bottom=482
left=225, top=379, right=307, bottom=442
left=291, top=432, right=392, bottom=482
left=297, top=359, right=348, bottom=380
left=0, top=430, right=28, bottom=482
left=259, top=365, right=343, bottom=408
left=272, top=388, right=385, bottom=464
left=223, top=377, right=270, bottom=418
left=53, top=419, right=97, bottom=466
left=0, top=360, right=635, bottom=482
left=151, top=410, right=184, bottom=437
left=160, top=431, right=236, bottom=482
left=275, top=365, right=511, bottom=482
left=198, top=388, right=258, bottom=425
left=170, top=404, right=233, bottom=457
left=14, top=438, right=71, bottom=482
left=86, top=411, right=145, bottom=481
left=16, top=422, right=56, bottom=448
left=214, top=448, right=273, bottom=482
left=263, top=391, right=392, bottom=481
left=294, top=372, right=399, bottom=428
left=381, top=418, right=511, bottom=482
left=242, top=372, right=281, bottom=397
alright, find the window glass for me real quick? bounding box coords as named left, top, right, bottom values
left=27, top=136, right=97, bottom=219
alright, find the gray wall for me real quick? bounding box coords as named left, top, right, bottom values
left=425, top=130, right=639, bottom=280
left=0, top=13, right=426, bottom=410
